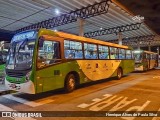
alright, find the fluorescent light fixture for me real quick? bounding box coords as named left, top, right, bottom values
left=54, top=29, right=57, bottom=32
left=134, top=50, right=141, bottom=53
left=28, top=42, right=35, bottom=45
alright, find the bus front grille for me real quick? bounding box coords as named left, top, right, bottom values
left=7, top=71, right=25, bottom=78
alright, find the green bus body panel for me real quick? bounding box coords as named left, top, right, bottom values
left=35, top=60, right=134, bottom=93
left=6, top=73, right=34, bottom=83
left=0, top=64, right=5, bottom=77
left=6, top=59, right=134, bottom=94
left=36, top=61, right=85, bottom=93
left=0, top=64, right=5, bottom=71
left=122, top=60, right=135, bottom=74
left=111, top=60, right=134, bottom=77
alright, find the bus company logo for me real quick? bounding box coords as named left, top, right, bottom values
left=86, top=64, right=91, bottom=69
left=132, top=15, right=144, bottom=22
left=103, top=63, right=108, bottom=68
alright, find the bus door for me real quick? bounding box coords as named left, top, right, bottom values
left=143, top=53, right=147, bottom=70
left=148, top=54, right=151, bottom=69
left=36, top=36, right=63, bottom=93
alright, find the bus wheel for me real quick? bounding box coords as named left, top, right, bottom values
left=65, top=74, right=76, bottom=93
left=117, top=68, right=122, bottom=80
left=144, top=66, right=148, bottom=71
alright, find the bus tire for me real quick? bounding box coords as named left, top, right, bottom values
left=146, top=65, right=149, bottom=71
left=147, top=65, right=149, bottom=71
left=117, top=68, right=122, bottom=80
left=65, top=74, right=76, bottom=93
left=143, top=66, right=147, bottom=72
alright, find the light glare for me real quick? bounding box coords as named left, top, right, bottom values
left=55, top=9, right=60, bottom=15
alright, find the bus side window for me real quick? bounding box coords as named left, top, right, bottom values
left=84, top=43, right=98, bottom=59
left=75, top=50, right=83, bottom=58
left=49, top=42, right=61, bottom=64
left=64, top=40, right=83, bottom=59
left=115, top=48, right=119, bottom=59
left=126, top=50, right=132, bottom=59
left=119, top=49, right=125, bottom=59
left=98, top=45, right=109, bottom=59
left=110, top=47, right=117, bottom=59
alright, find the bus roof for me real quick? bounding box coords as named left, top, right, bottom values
left=134, top=49, right=158, bottom=54
left=144, top=50, right=158, bottom=54
left=39, top=29, right=129, bottom=49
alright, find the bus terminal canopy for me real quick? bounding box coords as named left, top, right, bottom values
left=0, top=0, right=159, bottom=47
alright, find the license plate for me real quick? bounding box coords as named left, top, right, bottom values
left=10, top=83, right=16, bottom=88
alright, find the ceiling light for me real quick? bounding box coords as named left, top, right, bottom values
left=54, top=29, right=57, bottom=32
left=55, top=9, right=60, bottom=15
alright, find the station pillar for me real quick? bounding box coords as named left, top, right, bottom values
left=118, top=32, right=122, bottom=45
left=148, top=42, right=151, bottom=51
left=148, top=46, right=151, bottom=51
left=157, top=47, right=159, bottom=67
left=137, top=42, right=140, bottom=50
left=78, top=18, right=85, bottom=36
left=157, top=47, right=160, bottom=55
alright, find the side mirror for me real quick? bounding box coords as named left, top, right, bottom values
left=39, top=37, right=44, bottom=47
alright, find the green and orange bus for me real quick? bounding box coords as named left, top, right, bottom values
left=5, top=29, right=134, bottom=94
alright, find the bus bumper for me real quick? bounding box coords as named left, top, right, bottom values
left=135, top=65, right=144, bottom=71
left=5, top=78, right=35, bottom=94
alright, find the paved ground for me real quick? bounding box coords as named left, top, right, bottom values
left=0, top=69, right=160, bottom=120
left=0, top=84, right=11, bottom=95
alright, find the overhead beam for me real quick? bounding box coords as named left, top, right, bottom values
left=84, top=23, right=141, bottom=38
left=123, top=41, right=160, bottom=47
left=122, top=35, right=155, bottom=42
left=107, top=35, right=155, bottom=43
left=123, top=40, right=160, bottom=45
left=16, top=0, right=110, bottom=33
left=106, top=35, right=158, bottom=47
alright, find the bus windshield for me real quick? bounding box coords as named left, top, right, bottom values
left=6, top=39, right=35, bottom=70
left=0, top=51, right=8, bottom=64
left=134, top=53, right=142, bottom=62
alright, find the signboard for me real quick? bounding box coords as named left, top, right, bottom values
left=12, top=31, right=36, bottom=42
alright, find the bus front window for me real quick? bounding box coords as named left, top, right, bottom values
left=0, top=51, right=8, bottom=64
left=6, top=39, right=35, bottom=70
left=134, top=54, right=142, bottom=63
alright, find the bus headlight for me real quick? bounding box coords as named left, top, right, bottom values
left=25, top=71, right=31, bottom=82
